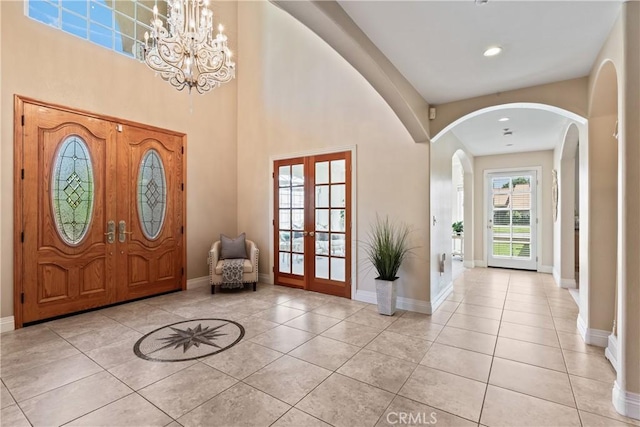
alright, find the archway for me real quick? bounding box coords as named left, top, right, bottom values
left=585, top=60, right=619, bottom=368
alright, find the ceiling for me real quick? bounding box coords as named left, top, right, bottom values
left=335, top=1, right=622, bottom=156
left=450, top=107, right=571, bottom=156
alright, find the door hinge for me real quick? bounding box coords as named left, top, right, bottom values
left=272, top=172, right=275, bottom=179
left=536, top=256, right=539, bottom=262
left=181, top=226, right=184, bottom=234
left=21, top=169, right=24, bottom=180
left=20, top=293, right=24, bottom=304
left=181, top=146, right=184, bottom=154
left=272, top=219, right=275, bottom=226
left=272, top=266, right=275, bottom=272
left=181, top=183, right=184, bottom=191
left=20, top=231, right=24, bottom=243
left=21, top=115, right=24, bottom=126
left=181, top=267, right=184, bottom=276
left=536, top=218, right=539, bottom=224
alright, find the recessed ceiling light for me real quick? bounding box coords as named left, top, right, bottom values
left=475, top=0, right=489, bottom=4
left=484, top=46, right=502, bottom=57
left=498, top=117, right=510, bottom=122
left=503, top=130, right=513, bottom=136
left=506, top=143, right=514, bottom=146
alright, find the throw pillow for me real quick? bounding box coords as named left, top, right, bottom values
left=220, top=233, right=248, bottom=259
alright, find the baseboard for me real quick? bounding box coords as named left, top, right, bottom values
left=605, top=334, right=618, bottom=372
left=539, top=265, right=553, bottom=274
left=354, top=290, right=430, bottom=314
left=259, top=273, right=272, bottom=285
left=553, top=268, right=577, bottom=289
left=429, top=282, right=453, bottom=314
left=186, top=276, right=209, bottom=290
left=577, top=315, right=609, bottom=347
left=613, top=381, right=640, bottom=420
left=354, top=290, right=377, bottom=305
left=1, top=316, right=15, bottom=333
left=553, top=268, right=561, bottom=287
left=475, top=260, right=487, bottom=268
left=560, top=278, right=577, bottom=289
left=463, top=260, right=475, bottom=268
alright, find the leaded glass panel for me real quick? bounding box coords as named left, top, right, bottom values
left=51, top=136, right=95, bottom=245
left=137, top=149, right=167, bottom=240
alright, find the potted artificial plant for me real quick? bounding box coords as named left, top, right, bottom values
left=364, top=215, right=413, bottom=316
left=452, top=221, right=463, bottom=235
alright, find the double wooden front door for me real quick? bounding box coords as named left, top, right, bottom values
left=274, top=151, right=352, bottom=298
left=16, top=98, right=185, bottom=325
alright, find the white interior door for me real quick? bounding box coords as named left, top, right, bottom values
left=487, top=171, right=537, bottom=270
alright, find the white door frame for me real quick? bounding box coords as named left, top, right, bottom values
left=268, top=145, right=358, bottom=299
left=483, top=167, right=542, bottom=271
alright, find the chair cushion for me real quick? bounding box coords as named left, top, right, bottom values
left=220, top=233, right=248, bottom=259
left=215, top=259, right=254, bottom=275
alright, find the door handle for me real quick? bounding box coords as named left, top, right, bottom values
left=309, top=231, right=315, bottom=237
left=303, top=231, right=309, bottom=237
left=104, top=220, right=115, bottom=244
left=118, top=220, right=133, bottom=243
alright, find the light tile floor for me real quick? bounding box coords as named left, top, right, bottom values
left=1, top=268, right=639, bottom=427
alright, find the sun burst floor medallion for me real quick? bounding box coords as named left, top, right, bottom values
left=134, top=319, right=245, bottom=362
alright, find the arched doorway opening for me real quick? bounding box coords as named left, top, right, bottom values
left=585, top=60, right=619, bottom=369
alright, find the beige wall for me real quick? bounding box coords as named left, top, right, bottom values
left=473, top=151, right=554, bottom=269
left=236, top=1, right=430, bottom=303
left=0, top=1, right=239, bottom=318
left=430, top=133, right=472, bottom=302
left=586, top=0, right=640, bottom=395
left=432, top=78, right=589, bottom=137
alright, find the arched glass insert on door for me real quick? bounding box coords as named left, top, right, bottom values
left=51, top=135, right=95, bottom=245
left=137, top=149, right=167, bottom=240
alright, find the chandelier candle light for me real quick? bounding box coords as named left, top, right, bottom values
left=142, top=0, right=235, bottom=94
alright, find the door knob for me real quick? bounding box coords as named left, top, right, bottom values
left=118, top=220, right=133, bottom=243
left=104, top=220, right=115, bottom=244
left=309, top=231, right=315, bottom=237
left=303, top=231, right=309, bottom=237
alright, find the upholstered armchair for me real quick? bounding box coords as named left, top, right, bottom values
left=208, top=239, right=259, bottom=294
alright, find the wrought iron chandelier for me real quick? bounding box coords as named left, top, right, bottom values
left=142, top=0, right=235, bottom=94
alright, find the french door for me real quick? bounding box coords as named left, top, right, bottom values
left=487, top=170, right=537, bottom=270
left=274, top=152, right=352, bottom=298
left=15, top=98, right=185, bottom=325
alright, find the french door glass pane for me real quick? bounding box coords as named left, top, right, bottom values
left=316, top=209, right=329, bottom=231
left=279, top=252, right=291, bottom=273
left=279, top=231, right=290, bottom=251
left=331, top=160, right=346, bottom=183
left=330, top=258, right=345, bottom=281
left=279, top=165, right=290, bottom=187
left=331, top=184, right=346, bottom=207
left=316, top=186, right=329, bottom=207
left=279, top=210, right=290, bottom=229
left=316, top=256, right=329, bottom=279
left=292, top=254, right=304, bottom=275
left=331, top=209, right=345, bottom=232
left=292, top=187, right=304, bottom=208
left=279, top=188, right=291, bottom=207
left=316, top=233, right=329, bottom=255
left=316, top=162, right=329, bottom=184
left=292, top=209, right=304, bottom=230
left=331, top=234, right=346, bottom=256
left=292, top=164, right=304, bottom=185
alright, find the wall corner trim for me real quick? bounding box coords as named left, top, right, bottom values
left=259, top=274, right=272, bottom=285
left=605, top=333, right=619, bottom=372
left=577, top=315, right=610, bottom=347
left=430, top=282, right=453, bottom=314
left=1, top=316, right=16, bottom=333
left=186, top=276, right=209, bottom=290
left=613, top=381, right=640, bottom=420
left=539, top=265, right=553, bottom=274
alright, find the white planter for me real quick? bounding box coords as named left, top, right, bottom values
left=375, top=278, right=398, bottom=316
